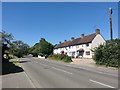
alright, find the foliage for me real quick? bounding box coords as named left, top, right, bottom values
left=0, top=31, right=30, bottom=59
left=0, top=31, right=13, bottom=60
left=0, top=31, right=13, bottom=44
left=48, top=54, right=72, bottom=63
left=9, top=40, right=30, bottom=58
left=93, top=39, right=120, bottom=68
left=29, top=38, right=54, bottom=57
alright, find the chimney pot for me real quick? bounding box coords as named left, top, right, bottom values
left=96, top=29, right=100, bottom=34
left=64, top=40, right=67, bottom=43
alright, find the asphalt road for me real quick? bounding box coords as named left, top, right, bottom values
left=20, top=57, right=118, bottom=88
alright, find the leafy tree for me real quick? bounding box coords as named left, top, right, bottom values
left=29, top=38, right=54, bottom=57
left=9, top=40, right=30, bottom=58
left=0, top=31, right=13, bottom=60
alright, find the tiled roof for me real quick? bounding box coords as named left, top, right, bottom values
left=54, top=33, right=97, bottom=49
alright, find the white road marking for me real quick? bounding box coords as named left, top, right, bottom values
left=24, top=72, right=36, bottom=88
left=89, top=79, right=115, bottom=88
left=52, top=67, right=72, bottom=75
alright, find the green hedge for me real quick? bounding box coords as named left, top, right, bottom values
left=48, top=54, right=72, bottom=63
left=93, top=39, right=120, bottom=68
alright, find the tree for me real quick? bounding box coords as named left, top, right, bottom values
left=29, top=38, right=54, bottom=57
left=9, top=40, right=30, bottom=58
left=0, top=31, right=13, bottom=60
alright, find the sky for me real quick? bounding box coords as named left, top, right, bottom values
left=2, top=2, right=118, bottom=46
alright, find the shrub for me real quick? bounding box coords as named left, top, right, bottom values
left=63, top=56, right=72, bottom=62
left=48, top=54, right=72, bottom=63
left=93, top=39, right=120, bottom=68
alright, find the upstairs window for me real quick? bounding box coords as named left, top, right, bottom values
left=86, top=43, right=89, bottom=47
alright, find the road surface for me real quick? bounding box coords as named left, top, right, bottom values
left=20, top=57, right=118, bottom=88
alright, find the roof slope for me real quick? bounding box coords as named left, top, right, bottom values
left=54, top=33, right=96, bottom=49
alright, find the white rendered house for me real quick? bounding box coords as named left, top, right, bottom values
left=53, top=29, right=106, bottom=58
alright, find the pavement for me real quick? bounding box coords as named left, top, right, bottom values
left=2, top=59, right=34, bottom=88
left=2, top=72, right=35, bottom=88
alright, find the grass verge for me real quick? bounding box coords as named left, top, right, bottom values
left=10, top=57, right=21, bottom=67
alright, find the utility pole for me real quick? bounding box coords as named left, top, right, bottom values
left=109, top=7, right=113, bottom=41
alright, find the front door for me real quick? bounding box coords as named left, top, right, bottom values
left=78, top=51, right=84, bottom=58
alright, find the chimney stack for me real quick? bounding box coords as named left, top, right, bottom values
left=71, top=37, right=74, bottom=41
left=96, top=29, right=100, bottom=34
left=64, top=40, right=67, bottom=43
left=59, top=41, right=61, bottom=44
left=81, top=34, right=84, bottom=38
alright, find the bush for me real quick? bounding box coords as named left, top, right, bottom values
left=48, top=54, right=72, bottom=63
left=63, top=56, right=72, bottom=62
left=93, top=39, right=120, bottom=68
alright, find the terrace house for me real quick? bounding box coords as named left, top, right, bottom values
left=53, top=29, right=106, bottom=58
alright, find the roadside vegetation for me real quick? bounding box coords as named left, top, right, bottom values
left=48, top=54, right=72, bottom=63
left=1, top=31, right=30, bottom=61
left=29, top=38, right=54, bottom=57
left=1, top=31, right=54, bottom=61
left=93, top=39, right=120, bottom=68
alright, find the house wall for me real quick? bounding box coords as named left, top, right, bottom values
left=53, top=43, right=92, bottom=58
left=91, top=34, right=106, bottom=49
left=82, top=43, right=92, bottom=58
left=91, top=34, right=106, bottom=57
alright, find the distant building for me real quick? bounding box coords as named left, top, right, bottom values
left=53, top=29, right=106, bottom=58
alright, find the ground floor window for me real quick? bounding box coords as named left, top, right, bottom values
left=72, top=52, right=75, bottom=56
left=86, top=51, right=90, bottom=55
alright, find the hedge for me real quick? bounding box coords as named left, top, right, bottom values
left=93, top=39, right=120, bottom=68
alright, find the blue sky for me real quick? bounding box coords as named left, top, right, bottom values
left=2, top=2, right=118, bottom=46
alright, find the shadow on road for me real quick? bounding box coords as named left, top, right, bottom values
left=2, top=59, right=24, bottom=75
left=19, top=60, right=30, bottom=63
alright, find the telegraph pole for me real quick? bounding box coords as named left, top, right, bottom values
left=109, top=7, right=113, bottom=41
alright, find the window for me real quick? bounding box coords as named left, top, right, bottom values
left=76, top=45, right=79, bottom=48
left=72, top=52, right=75, bottom=57
left=86, top=43, right=89, bottom=47
left=86, top=51, right=90, bottom=55
left=65, top=47, right=67, bottom=50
